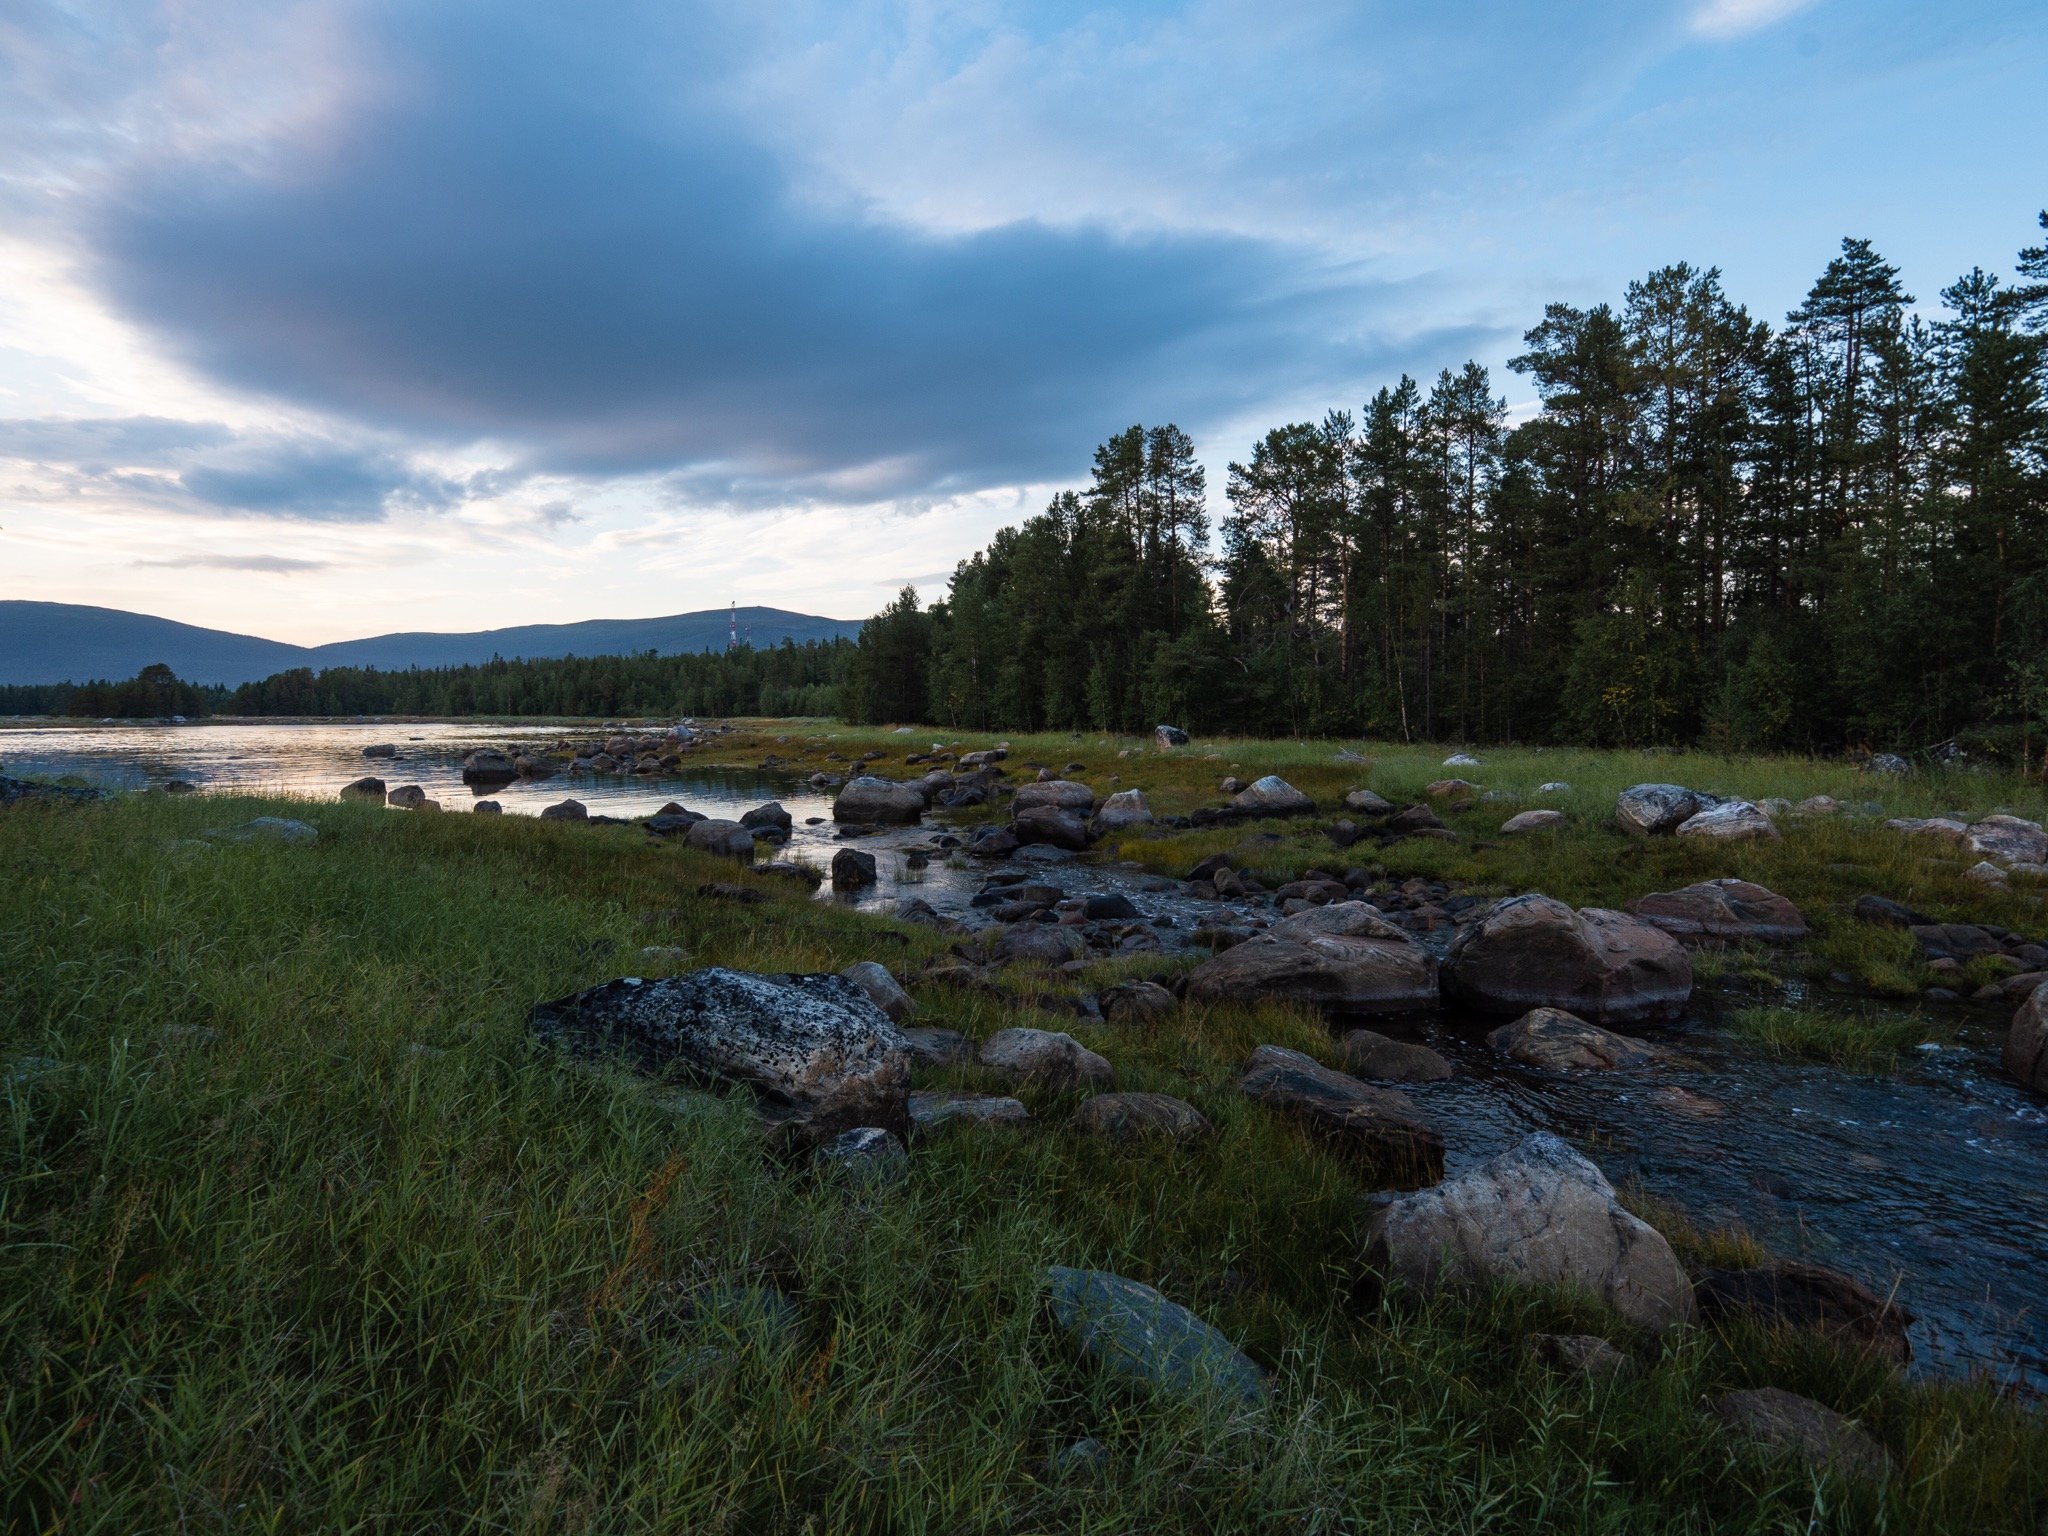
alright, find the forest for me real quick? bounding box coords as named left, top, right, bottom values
left=846, top=220, right=2048, bottom=763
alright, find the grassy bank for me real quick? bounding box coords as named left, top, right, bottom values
left=2, top=771, right=2043, bottom=1531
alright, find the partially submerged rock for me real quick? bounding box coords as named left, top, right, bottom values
left=1184, top=902, right=1438, bottom=1015
left=1363, top=1132, right=1694, bottom=1332
left=1442, top=894, right=1692, bottom=1025
left=1044, top=1267, right=1265, bottom=1406
left=2006, top=980, right=2048, bottom=1092
left=1013, top=806, right=1091, bottom=850
left=833, top=776, right=925, bottom=824
left=460, top=748, right=517, bottom=784
left=830, top=847, right=878, bottom=888
left=1336, top=1028, right=1452, bottom=1082
left=1710, top=1388, right=1889, bottom=1483
left=1237, top=1044, right=1443, bottom=1184
left=1627, top=878, right=1808, bottom=944
left=1487, top=1007, right=1660, bottom=1071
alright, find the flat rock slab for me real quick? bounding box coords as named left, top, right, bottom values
left=1628, top=878, right=1807, bottom=944
left=1364, top=1132, right=1695, bottom=1332
left=1710, top=1388, right=1889, bottom=1483
left=1044, top=1267, right=1266, bottom=1406
left=1185, top=902, right=1438, bottom=1015
left=1487, top=1007, right=1660, bottom=1071
left=1336, top=1028, right=1452, bottom=1082
left=909, top=1090, right=1031, bottom=1129
left=1444, top=894, right=1692, bottom=1025
left=1237, top=1044, right=1443, bottom=1186
left=1067, top=1091, right=1213, bottom=1143
left=979, top=1027, right=1113, bottom=1090
left=529, top=968, right=909, bottom=1146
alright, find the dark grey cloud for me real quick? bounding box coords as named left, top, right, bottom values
left=84, top=3, right=1406, bottom=502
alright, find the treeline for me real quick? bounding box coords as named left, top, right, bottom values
left=845, top=218, right=2048, bottom=759
left=0, top=664, right=227, bottom=719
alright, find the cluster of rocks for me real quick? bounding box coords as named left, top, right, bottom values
left=0, top=774, right=108, bottom=808
left=1884, top=811, right=2048, bottom=884
left=1851, top=892, right=2048, bottom=1007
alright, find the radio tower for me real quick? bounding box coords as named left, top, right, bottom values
left=727, top=600, right=738, bottom=652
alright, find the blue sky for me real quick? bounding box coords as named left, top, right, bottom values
left=0, top=0, right=2043, bottom=641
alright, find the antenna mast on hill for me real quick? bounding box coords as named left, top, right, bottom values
left=727, top=600, right=737, bottom=652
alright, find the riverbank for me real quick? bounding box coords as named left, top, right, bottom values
left=3, top=737, right=2045, bottom=1531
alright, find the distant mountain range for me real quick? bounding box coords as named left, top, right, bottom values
left=0, top=602, right=866, bottom=687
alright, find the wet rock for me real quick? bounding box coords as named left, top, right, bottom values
left=361, top=743, right=397, bottom=759
left=539, top=798, right=588, bottom=821
left=513, top=754, right=556, bottom=778
left=1488, top=1007, right=1660, bottom=1071
left=1185, top=902, right=1438, bottom=1015
left=1853, top=893, right=1934, bottom=928
left=647, top=810, right=708, bottom=835
left=2006, top=980, right=2048, bottom=1092
left=1501, top=809, right=1565, bottom=834
left=1098, top=980, right=1176, bottom=1023
left=1675, top=800, right=1780, bottom=842
left=1237, top=1044, right=1443, bottom=1184
left=1014, top=780, right=1096, bottom=813
left=1527, top=1332, right=1637, bottom=1382
left=741, top=801, right=793, bottom=832
left=461, top=749, right=518, bottom=784
left=1965, top=814, right=2048, bottom=868
left=1044, top=1267, right=1265, bottom=1406
left=1344, top=788, right=1394, bottom=816
left=979, top=1027, right=1113, bottom=1090
left=529, top=968, right=910, bottom=1146
left=1091, top=788, right=1153, bottom=836
left=1068, top=1091, right=1213, bottom=1143
left=1443, top=894, right=1692, bottom=1025
left=815, top=1126, right=909, bottom=1184
left=683, top=819, right=755, bottom=860
left=1155, top=724, right=1191, bottom=748
left=1615, top=783, right=1710, bottom=836
left=1710, top=1388, right=1889, bottom=1482
left=969, top=826, right=1019, bottom=859
left=833, top=776, right=925, bottom=825
left=1083, top=893, right=1140, bottom=920
left=830, top=847, right=878, bottom=888
left=1363, top=1132, right=1695, bottom=1332
left=341, top=776, right=387, bottom=801
left=841, top=960, right=915, bottom=1022
left=1014, top=806, right=1092, bottom=850
left=1628, top=879, right=1808, bottom=943
left=1695, top=1261, right=1913, bottom=1364
left=1336, top=1028, right=1451, bottom=1083
left=1232, top=775, right=1314, bottom=815
left=909, top=1089, right=1031, bottom=1128
left=387, top=783, right=429, bottom=809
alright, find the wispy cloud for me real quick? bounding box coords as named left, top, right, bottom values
left=1690, top=0, right=1819, bottom=39
left=133, top=553, right=333, bottom=573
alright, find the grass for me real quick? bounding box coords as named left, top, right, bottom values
left=1729, top=1006, right=1942, bottom=1072
left=2, top=765, right=2045, bottom=1531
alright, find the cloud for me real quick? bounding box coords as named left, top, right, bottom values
left=1690, top=0, right=1819, bottom=39
left=132, top=553, right=333, bottom=573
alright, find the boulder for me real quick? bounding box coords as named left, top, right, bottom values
left=1910, top=923, right=2002, bottom=961
left=1155, top=724, right=1191, bottom=748
left=2006, top=981, right=2048, bottom=1092
left=969, top=826, right=1019, bottom=859
left=1695, top=1261, right=1913, bottom=1364
left=740, top=801, right=794, bottom=832
left=361, top=743, right=397, bottom=759
left=1386, top=803, right=1443, bottom=835
left=1794, top=795, right=1838, bottom=816
left=1615, top=783, right=1708, bottom=837
left=1965, top=814, right=2048, bottom=868
left=1853, top=893, right=1934, bottom=928
left=1425, top=778, right=1481, bottom=800
left=1236, top=1044, right=1443, bottom=1184
left=1013, top=780, right=1096, bottom=813
left=1710, top=1388, right=1889, bottom=1482
left=1184, top=902, right=1438, bottom=1015
left=1500, top=809, right=1565, bottom=834
left=1344, top=788, right=1394, bottom=816
left=833, top=776, right=925, bottom=825
left=1627, top=879, right=1808, bottom=943
left=1885, top=816, right=1967, bottom=845
left=386, top=784, right=428, bottom=809
left=1044, top=1267, right=1265, bottom=1406
left=1098, top=980, right=1177, bottom=1024
left=1067, top=1092, right=1213, bottom=1143
left=1014, top=806, right=1091, bottom=850
left=539, top=798, right=587, bottom=821
left=1675, top=800, right=1780, bottom=843
left=1232, top=775, right=1314, bottom=816
left=513, top=754, right=556, bottom=778
left=683, top=819, right=755, bottom=859
left=341, top=776, right=387, bottom=802
left=473, top=800, right=502, bottom=815
left=909, top=1089, right=1031, bottom=1129
left=990, top=925, right=1087, bottom=965
left=1219, top=776, right=1246, bottom=795
left=1863, top=752, right=1911, bottom=775
left=1336, top=1028, right=1452, bottom=1082
left=841, top=960, right=915, bottom=1022
left=1442, top=894, right=1692, bottom=1025
left=1487, top=1007, right=1660, bottom=1070
left=831, top=848, right=878, bottom=888
left=1091, top=788, right=1153, bottom=836
left=528, top=968, right=910, bottom=1146
left=1363, top=1132, right=1695, bottom=1332
left=1082, top=892, right=1140, bottom=920
left=979, top=1027, right=1113, bottom=1090
left=1535, top=781, right=1571, bottom=794
left=460, top=749, right=518, bottom=784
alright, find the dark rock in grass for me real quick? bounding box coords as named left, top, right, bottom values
left=1237, top=1044, right=1442, bottom=1184
left=1695, top=1261, right=1913, bottom=1365
left=1709, top=1388, right=1889, bottom=1483
left=1336, top=1028, right=1452, bottom=1083
left=1854, top=893, right=1934, bottom=929
left=1614, top=783, right=1710, bottom=837
left=539, top=798, right=588, bottom=821
left=1386, top=803, right=1443, bottom=835
left=758, top=862, right=822, bottom=890
left=1049, top=1437, right=1109, bottom=1481
left=529, top=968, right=910, bottom=1147
left=815, top=1125, right=909, bottom=1184
left=1185, top=902, right=1438, bottom=1015
left=1443, top=894, right=1691, bottom=1026
left=841, top=960, right=915, bottom=1022
left=740, top=801, right=793, bottom=832
left=1628, top=879, right=1807, bottom=944
left=1364, top=1132, right=1694, bottom=1332
left=990, top=924, right=1086, bottom=966
left=460, top=748, right=518, bottom=784
left=901, top=1027, right=974, bottom=1068
left=386, top=783, right=428, bottom=809
left=1487, top=1007, right=1661, bottom=1071
left=908, top=1089, right=1031, bottom=1128
left=473, top=800, right=503, bottom=815
left=683, top=819, right=755, bottom=860
left=1014, top=806, right=1091, bottom=850
left=207, top=815, right=319, bottom=844
left=2005, top=981, right=2048, bottom=1092
left=980, top=1027, right=1112, bottom=1090
left=1154, top=724, right=1191, bottom=748
left=0, top=775, right=109, bottom=807
left=696, top=881, right=766, bottom=905
left=1909, top=923, right=2003, bottom=961
left=831, top=847, right=878, bottom=888
left=646, top=811, right=708, bottom=835
left=1097, top=979, right=1176, bottom=1024
left=1083, top=893, right=1140, bottom=920
left=1044, top=1266, right=1266, bottom=1406
left=341, top=775, right=387, bottom=802
left=1527, top=1332, right=1638, bottom=1382
left=1186, top=852, right=1235, bottom=882
left=1068, top=1091, right=1213, bottom=1144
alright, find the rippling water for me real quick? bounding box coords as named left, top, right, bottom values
left=8, top=720, right=2046, bottom=1388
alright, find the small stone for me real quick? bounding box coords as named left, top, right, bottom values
left=841, top=960, right=915, bottom=1021
left=909, top=1090, right=1032, bottom=1129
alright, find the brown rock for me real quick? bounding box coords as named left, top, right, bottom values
left=1487, top=1007, right=1660, bottom=1071
left=1628, top=878, right=1807, bottom=944
left=1444, top=894, right=1692, bottom=1025
left=1695, top=1260, right=1913, bottom=1365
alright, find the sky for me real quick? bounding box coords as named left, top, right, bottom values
left=0, top=0, right=2043, bottom=644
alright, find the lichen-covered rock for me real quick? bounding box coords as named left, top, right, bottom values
left=1067, top=1092, right=1213, bottom=1143
left=1045, top=1267, right=1265, bottom=1406
left=529, top=968, right=910, bottom=1146
left=1710, top=1388, right=1889, bottom=1482
left=832, top=776, right=925, bottom=824
left=1487, top=1007, right=1660, bottom=1071
left=2006, top=980, right=2048, bottom=1092
left=1185, top=902, right=1438, bottom=1014
left=1232, top=775, right=1314, bottom=815
left=1615, top=783, right=1709, bottom=836
left=1627, top=878, right=1807, bottom=943
left=1500, top=809, right=1565, bottom=834
left=1675, top=800, right=1780, bottom=842
left=1965, top=814, right=2048, bottom=868
left=908, top=1090, right=1031, bottom=1128
left=1154, top=724, right=1191, bottom=748
left=1443, top=894, right=1692, bottom=1025
left=979, top=1027, right=1113, bottom=1090
left=1237, top=1044, right=1443, bottom=1184
left=1363, top=1132, right=1694, bottom=1332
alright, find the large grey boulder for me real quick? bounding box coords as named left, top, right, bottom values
left=386, top=784, right=428, bottom=809
left=1232, top=775, right=1314, bottom=815
left=740, top=801, right=793, bottom=832
left=832, top=776, right=925, bottom=824
left=460, top=749, right=518, bottom=784
left=830, top=847, right=878, bottom=887
left=1045, top=1267, right=1265, bottom=1406
left=683, top=819, right=756, bottom=860
left=1487, top=1007, right=1660, bottom=1070
left=1710, top=1388, right=1889, bottom=1483
left=1091, top=788, right=1153, bottom=836
left=1013, top=806, right=1091, bottom=850
left=1013, top=779, right=1096, bottom=813
left=529, top=968, right=911, bottom=1146
left=1237, top=1044, right=1443, bottom=1184
left=979, top=1027, right=1113, bottom=1090
left=1442, top=894, right=1691, bottom=1025
left=1965, top=814, right=2048, bottom=868
left=1615, top=783, right=1710, bottom=836
left=1675, top=800, right=1780, bottom=843
left=341, top=776, right=387, bottom=802
left=1363, top=1132, right=1695, bottom=1332
left=2006, top=980, right=2048, bottom=1092
left=1627, top=878, right=1807, bottom=943
left=539, top=798, right=587, bottom=821
left=1184, top=902, right=1438, bottom=1015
